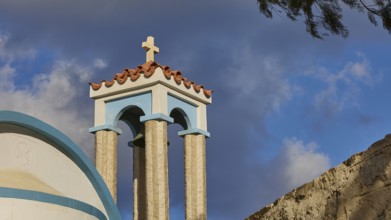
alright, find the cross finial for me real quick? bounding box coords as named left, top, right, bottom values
left=142, top=36, right=159, bottom=62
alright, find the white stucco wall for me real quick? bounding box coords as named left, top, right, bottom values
left=0, top=124, right=107, bottom=219
left=0, top=198, right=99, bottom=220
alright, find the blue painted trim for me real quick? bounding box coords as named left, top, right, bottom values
left=105, top=93, right=152, bottom=131
left=89, top=125, right=123, bottom=135
left=140, top=113, right=174, bottom=123
left=167, top=94, right=197, bottom=129
left=0, top=111, right=121, bottom=220
left=178, top=128, right=210, bottom=138
left=0, top=187, right=106, bottom=220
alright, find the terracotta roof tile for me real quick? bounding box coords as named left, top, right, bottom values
left=90, top=61, right=213, bottom=98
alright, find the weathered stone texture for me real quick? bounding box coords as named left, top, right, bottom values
left=95, top=130, right=117, bottom=203
left=145, top=120, right=169, bottom=220
left=184, top=134, right=207, bottom=220
left=247, top=134, right=391, bottom=220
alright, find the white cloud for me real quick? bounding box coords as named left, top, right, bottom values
left=224, top=47, right=294, bottom=117
left=0, top=59, right=96, bottom=157
left=305, top=53, right=380, bottom=117
left=256, top=137, right=330, bottom=207
left=280, top=138, right=330, bottom=188
left=350, top=62, right=368, bottom=78
left=0, top=34, right=36, bottom=61
left=0, top=62, right=16, bottom=90
left=93, top=58, right=107, bottom=69
left=347, top=53, right=375, bottom=83
left=0, top=34, right=106, bottom=158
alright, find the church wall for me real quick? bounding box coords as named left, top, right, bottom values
left=0, top=197, right=102, bottom=220
left=0, top=111, right=121, bottom=220
left=0, top=127, right=106, bottom=213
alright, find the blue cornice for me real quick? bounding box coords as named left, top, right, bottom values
left=89, top=124, right=123, bottom=134
left=140, top=113, right=174, bottom=123
left=178, top=128, right=210, bottom=138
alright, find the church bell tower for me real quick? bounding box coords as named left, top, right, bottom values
left=89, top=36, right=212, bottom=220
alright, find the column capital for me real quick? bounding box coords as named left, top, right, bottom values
left=178, top=128, right=210, bottom=138
left=89, top=125, right=123, bottom=135
left=140, top=113, right=174, bottom=123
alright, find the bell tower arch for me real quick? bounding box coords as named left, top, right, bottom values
left=89, top=36, right=212, bottom=220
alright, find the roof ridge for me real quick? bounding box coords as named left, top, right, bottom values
left=90, top=61, right=213, bottom=98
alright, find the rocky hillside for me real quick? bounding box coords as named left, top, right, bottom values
left=247, top=134, right=391, bottom=220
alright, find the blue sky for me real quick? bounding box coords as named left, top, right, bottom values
left=0, top=0, right=390, bottom=219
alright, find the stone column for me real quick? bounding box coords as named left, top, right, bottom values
left=184, top=134, right=207, bottom=220
left=144, top=120, right=169, bottom=220
left=133, top=143, right=146, bottom=219
left=95, top=130, right=118, bottom=203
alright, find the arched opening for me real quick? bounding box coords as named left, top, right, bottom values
left=168, top=123, right=185, bottom=219
left=170, top=108, right=190, bottom=130
left=116, top=120, right=134, bottom=219
left=168, top=108, right=189, bottom=219
left=119, top=106, right=145, bottom=136
left=116, top=106, right=145, bottom=219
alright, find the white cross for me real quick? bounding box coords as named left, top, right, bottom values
left=142, top=36, right=159, bottom=62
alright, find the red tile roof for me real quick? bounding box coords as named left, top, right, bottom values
left=90, top=61, right=213, bottom=98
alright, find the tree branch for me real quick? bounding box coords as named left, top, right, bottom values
left=358, top=0, right=381, bottom=15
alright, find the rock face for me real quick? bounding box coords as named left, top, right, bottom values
left=247, top=134, right=391, bottom=220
